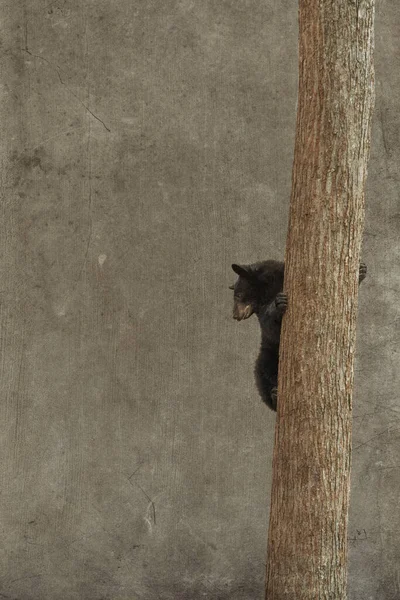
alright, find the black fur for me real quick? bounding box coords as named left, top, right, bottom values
left=230, top=260, right=367, bottom=411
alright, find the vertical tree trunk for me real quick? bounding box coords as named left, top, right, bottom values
left=265, top=1, right=375, bottom=599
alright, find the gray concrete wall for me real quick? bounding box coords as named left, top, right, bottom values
left=1, top=1, right=399, bottom=598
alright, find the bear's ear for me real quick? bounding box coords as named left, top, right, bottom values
left=231, top=264, right=253, bottom=279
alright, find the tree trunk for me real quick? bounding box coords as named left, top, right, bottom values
left=265, top=1, right=375, bottom=599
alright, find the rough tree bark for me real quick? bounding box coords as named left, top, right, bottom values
left=265, top=1, right=375, bottom=599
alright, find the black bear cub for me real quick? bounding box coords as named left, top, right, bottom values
left=230, top=260, right=367, bottom=411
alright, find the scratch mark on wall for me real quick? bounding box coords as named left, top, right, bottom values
left=396, top=567, right=400, bottom=595
left=127, top=466, right=156, bottom=529
left=79, top=117, right=93, bottom=275
left=379, top=105, right=390, bottom=160
left=8, top=574, right=42, bottom=585
left=354, top=426, right=400, bottom=451
left=27, top=126, right=84, bottom=153
left=21, top=49, right=111, bottom=132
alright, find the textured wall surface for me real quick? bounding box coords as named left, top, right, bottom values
left=0, top=1, right=399, bottom=599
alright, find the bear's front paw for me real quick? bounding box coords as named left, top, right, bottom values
left=270, top=387, right=278, bottom=411
left=359, top=262, right=367, bottom=283
left=275, top=292, right=288, bottom=314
